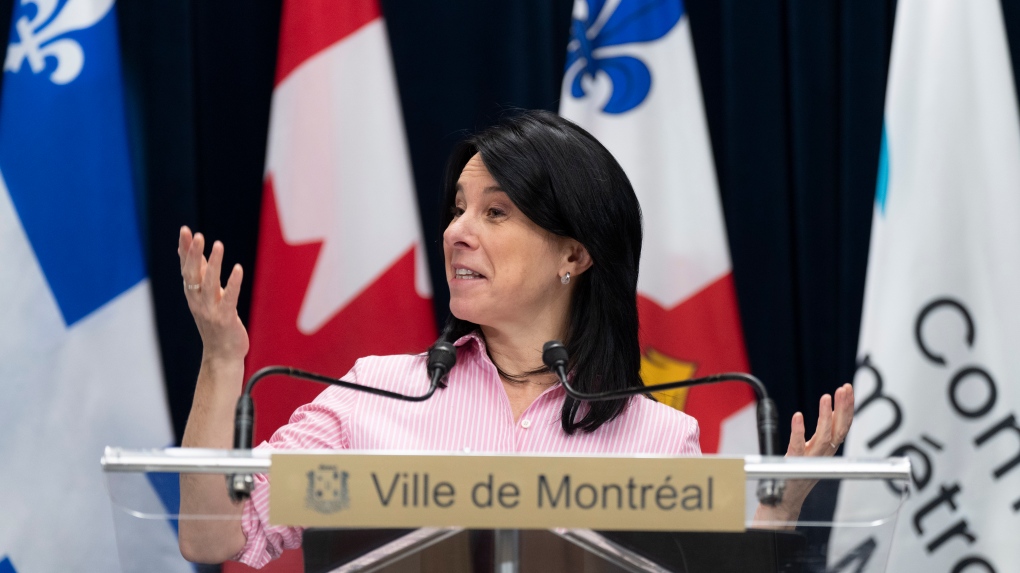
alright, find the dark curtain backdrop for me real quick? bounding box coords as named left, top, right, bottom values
left=5, top=0, right=1018, bottom=450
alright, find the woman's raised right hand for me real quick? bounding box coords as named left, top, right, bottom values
left=178, top=226, right=249, bottom=362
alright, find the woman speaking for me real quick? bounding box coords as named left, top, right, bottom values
left=176, top=110, right=853, bottom=567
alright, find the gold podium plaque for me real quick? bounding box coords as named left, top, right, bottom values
left=269, top=452, right=745, bottom=532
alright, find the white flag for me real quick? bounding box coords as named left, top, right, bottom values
left=831, top=0, right=1020, bottom=571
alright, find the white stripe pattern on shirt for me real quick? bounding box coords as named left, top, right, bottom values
left=236, top=332, right=700, bottom=567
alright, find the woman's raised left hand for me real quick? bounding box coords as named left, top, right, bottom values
left=787, top=383, right=854, bottom=459
left=755, top=383, right=854, bottom=525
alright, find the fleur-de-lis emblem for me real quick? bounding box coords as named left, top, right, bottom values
left=564, top=0, right=683, bottom=114
left=4, top=0, right=116, bottom=85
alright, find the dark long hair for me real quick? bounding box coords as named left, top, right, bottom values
left=438, top=110, right=645, bottom=434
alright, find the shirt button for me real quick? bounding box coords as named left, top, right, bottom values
left=521, top=419, right=531, bottom=429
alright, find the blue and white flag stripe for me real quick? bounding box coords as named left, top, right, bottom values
left=0, top=1, right=190, bottom=571
left=0, top=0, right=143, bottom=326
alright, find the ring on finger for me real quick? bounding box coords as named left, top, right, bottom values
left=186, top=283, right=201, bottom=291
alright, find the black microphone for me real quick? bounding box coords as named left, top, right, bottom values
left=226, top=341, right=457, bottom=501
left=542, top=340, right=785, bottom=506
left=426, top=341, right=457, bottom=390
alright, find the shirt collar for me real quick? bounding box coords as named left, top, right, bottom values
left=452, top=330, right=485, bottom=350
left=450, top=330, right=566, bottom=400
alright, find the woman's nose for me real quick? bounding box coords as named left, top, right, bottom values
left=444, top=212, right=476, bottom=249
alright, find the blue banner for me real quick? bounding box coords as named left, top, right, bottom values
left=0, top=0, right=143, bottom=326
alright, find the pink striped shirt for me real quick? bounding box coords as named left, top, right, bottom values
left=236, top=332, right=700, bottom=567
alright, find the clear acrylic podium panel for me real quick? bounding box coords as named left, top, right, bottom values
left=103, top=448, right=909, bottom=573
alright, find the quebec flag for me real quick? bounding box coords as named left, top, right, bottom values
left=0, top=1, right=189, bottom=571
left=559, top=0, right=757, bottom=455
left=830, top=0, right=1020, bottom=571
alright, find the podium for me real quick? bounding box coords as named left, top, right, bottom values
left=102, top=448, right=910, bottom=572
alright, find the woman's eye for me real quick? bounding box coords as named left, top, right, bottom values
left=487, top=207, right=507, bottom=218
left=450, top=206, right=465, bottom=218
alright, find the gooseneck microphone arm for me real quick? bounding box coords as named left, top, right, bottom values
left=226, top=342, right=457, bottom=502
left=232, top=364, right=450, bottom=448
left=541, top=341, right=785, bottom=506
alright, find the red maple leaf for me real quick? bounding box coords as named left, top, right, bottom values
left=244, top=177, right=437, bottom=445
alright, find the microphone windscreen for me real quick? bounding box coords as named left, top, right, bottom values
left=542, top=340, right=569, bottom=369
left=427, top=341, right=457, bottom=375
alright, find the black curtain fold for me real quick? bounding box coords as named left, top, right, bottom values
left=690, top=0, right=895, bottom=446
left=117, top=0, right=205, bottom=432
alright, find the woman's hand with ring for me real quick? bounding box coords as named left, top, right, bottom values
left=788, top=383, right=854, bottom=458
left=756, top=383, right=854, bottom=525
left=178, top=226, right=249, bottom=362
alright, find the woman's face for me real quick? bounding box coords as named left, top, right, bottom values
left=443, top=154, right=574, bottom=332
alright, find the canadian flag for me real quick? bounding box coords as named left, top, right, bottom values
left=559, top=0, right=756, bottom=454
left=232, top=1, right=435, bottom=570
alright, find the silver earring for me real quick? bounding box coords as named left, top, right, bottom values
left=561, top=272, right=571, bottom=285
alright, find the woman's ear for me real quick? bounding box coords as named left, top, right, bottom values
left=564, top=240, right=593, bottom=276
